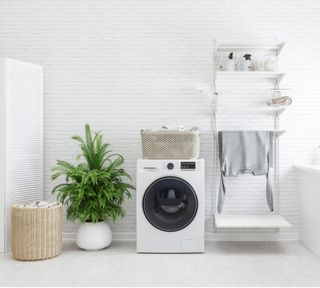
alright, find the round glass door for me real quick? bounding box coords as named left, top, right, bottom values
left=143, top=176, right=198, bottom=232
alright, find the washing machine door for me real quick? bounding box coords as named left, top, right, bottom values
left=143, top=176, right=198, bottom=232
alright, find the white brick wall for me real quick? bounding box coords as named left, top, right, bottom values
left=0, top=0, right=320, bottom=240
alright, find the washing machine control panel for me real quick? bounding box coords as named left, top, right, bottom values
left=180, top=161, right=196, bottom=170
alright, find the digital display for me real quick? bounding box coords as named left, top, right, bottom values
left=181, top=162, right=196, bottom=170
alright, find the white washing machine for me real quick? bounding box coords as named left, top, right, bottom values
left=136, top=159, right=205, bottom=253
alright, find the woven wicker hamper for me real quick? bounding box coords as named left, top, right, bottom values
left=140, top=130, right=200, bottom=159
left=11, top=203, right=62, bottom=261
left=141, top=130, right=200, bottom=159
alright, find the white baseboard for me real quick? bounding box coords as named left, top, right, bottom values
left=63, top=232, right=136, bottom=242
left=63, top=231, right=298, bottom=242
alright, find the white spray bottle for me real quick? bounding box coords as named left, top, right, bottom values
left=226, top=52, right=235, bottom=71
left=242, top=54, right=252, bottom=71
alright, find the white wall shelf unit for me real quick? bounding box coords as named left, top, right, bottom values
left=213, top=41, right=291, bottom=229
left=216, top=42, right=285, bottom=55
left=217, top=105, right=288, bottom=116
left=268, top=103, right=291, bottom=115
left=216, top=71, right=285, bottom=83
left=215, top=214, right=291, bottom=229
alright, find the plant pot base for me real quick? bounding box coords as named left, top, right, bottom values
left=76, top=222, right=112, bottom=251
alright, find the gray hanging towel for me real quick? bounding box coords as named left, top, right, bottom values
left=217, top=131, right=276, bottom=214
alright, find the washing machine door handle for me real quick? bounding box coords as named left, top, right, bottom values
left=156, top=189, right=183, bottom=207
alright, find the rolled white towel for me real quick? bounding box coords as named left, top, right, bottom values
left=161, top=125, right=185, bottom=131
left=16, top=201, right=60, bottom=208
left=271, top=96, right=292, bottom=106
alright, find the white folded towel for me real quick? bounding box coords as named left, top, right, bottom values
left=16, top=201, right=60, bottom=208
left=161, top=125, right=185, bottom=131
left=141, top=126, right=199, bottom=132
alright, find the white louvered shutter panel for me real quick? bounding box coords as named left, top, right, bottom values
left=0, top=58, right=43, bottom=252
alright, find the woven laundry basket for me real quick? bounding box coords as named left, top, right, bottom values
left=141, top=130, right=200, bottom=159
left=11, top=203, right=62, bottom=261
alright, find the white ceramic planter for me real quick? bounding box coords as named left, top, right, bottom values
left=76, top=222, right=112, bottom=250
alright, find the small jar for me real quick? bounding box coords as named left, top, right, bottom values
left=254, top=55, right=265, bottom=71
left=216, top=54, right=225, bottom=71
left=264, top=55, right=278, bottom=71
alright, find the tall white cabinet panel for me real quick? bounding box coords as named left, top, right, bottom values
left=0, top=58, right=43, bottom=252
left=297, top=165, right=320, bottom=258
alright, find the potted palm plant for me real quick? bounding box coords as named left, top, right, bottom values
left=51, top=124, right=134, bottom=250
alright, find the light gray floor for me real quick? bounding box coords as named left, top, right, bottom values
left=1, top=241, right=320, bottom=287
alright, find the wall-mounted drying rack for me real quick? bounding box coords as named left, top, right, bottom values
left=212, top=41, right=292, bottom=229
